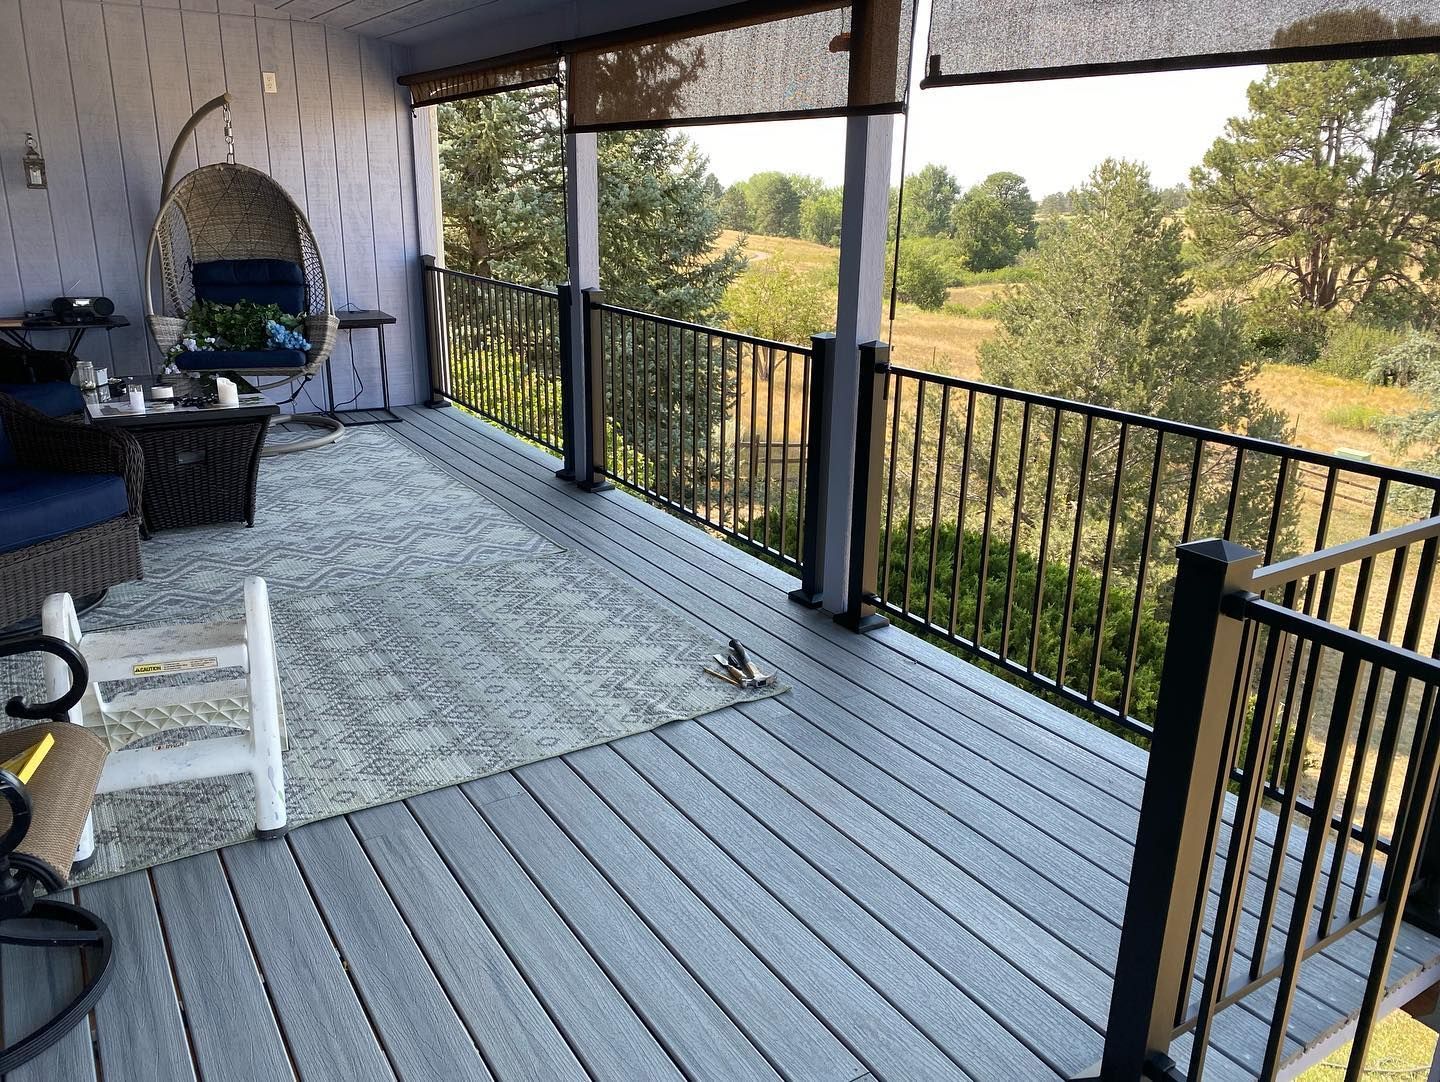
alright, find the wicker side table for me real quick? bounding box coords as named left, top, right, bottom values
left=86, top=393, right=278, bottom=531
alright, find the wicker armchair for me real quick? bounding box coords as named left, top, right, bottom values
left=0, top=393, right=144, bottom=629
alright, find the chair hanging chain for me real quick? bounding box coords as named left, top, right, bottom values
left=223, top=102, right=236, bottom=165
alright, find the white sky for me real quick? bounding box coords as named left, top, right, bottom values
left=683, top=9, right=1264, bottom=197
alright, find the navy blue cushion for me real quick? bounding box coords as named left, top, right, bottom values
left=193, top=259, right=306, bottom=315
left=0, top=381, right=84, bottom=417
left=0, top=382, right=86, bottom=466
left=173, top=349, right=306, bottom=372
left=0, top=469, right=129, bottom=555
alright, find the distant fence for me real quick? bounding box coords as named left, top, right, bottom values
left=589, top=296, right=818, bottom=571
left=423, top=265, right=564, bottom=454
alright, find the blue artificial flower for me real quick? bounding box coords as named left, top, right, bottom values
left=265, top=319, right=311, bottom=352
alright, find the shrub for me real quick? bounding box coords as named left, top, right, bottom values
left=1314, top=321, right=1407, bottom=381
left=1322, top=403, right=1385, bottom=431
left=897, top=250, right=949, bottom=311
left=735, top=507, right=1169, bottom=729
left=1245, top=293, right=1328, bottom=365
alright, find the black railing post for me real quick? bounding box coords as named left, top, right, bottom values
left=420, top=255, right=449, bottom=409
left=577, top=287, right=613, bottom=492
left=835, top=341, right=890, bottom=633
left=1083, top=538, right=1261, bottom=1081
left=789, top=333, right=833, bottom=608
left=555, top=282, right=577, bottom=481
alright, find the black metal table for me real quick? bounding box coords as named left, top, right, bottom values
left=86, top=388, right=278, bottom=531
left=0, top=314, right=131, bottom=355
left=325, top=309, right=400, bottom=426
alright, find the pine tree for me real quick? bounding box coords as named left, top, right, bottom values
left=1189, top=57, right=1440, bottom=323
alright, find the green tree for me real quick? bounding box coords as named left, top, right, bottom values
left=950, top=172, right=1037, bottom=271
left=1189, top=57, right=1440, bottom=322
left=719, top=184, right=753, bottom=231
left=439, top=91, right=742, bottom=323
left=902, top=163, right=960, bottom=238
left=981, top=159, right=1292, bottom=564
left=438, top=88, right=564, bottom=281
left=800, top=187, right=843, bottom=246
left=723, top=263, right=833, bottom=345
left=897, top=249, right=948, bottom=310
left=747, top=172, right=803, bottom=237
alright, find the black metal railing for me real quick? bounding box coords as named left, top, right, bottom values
left=842, top=352, right=1440, bottom=742
left=1100, top=519, right=1440, bottom=1081
left=584, top=293, right=822, bottom=570
left=423, top=264, right=565, bottom=453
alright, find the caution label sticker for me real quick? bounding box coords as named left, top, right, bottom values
left=132, top=656, right=220, bottom=676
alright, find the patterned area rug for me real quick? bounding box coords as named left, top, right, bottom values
left=88, top=427, right=561, bottom=627
left=1, top=428, right=785, bottom=883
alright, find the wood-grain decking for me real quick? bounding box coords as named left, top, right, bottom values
left=6, top=407, right=1439, bottom=1082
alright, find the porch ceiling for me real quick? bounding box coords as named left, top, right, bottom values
left=264, top=0, right=744, bottom=73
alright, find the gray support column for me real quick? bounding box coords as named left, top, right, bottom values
left=819, top=112, right=895, bottom=614
left=563, top=131, right=601, bottom=483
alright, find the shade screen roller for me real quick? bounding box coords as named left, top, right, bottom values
left=404, top=53, right=560, bottom=108
left=923, top=1, right=1440, bottom=86
left=569, top=0, right=913, bottom=131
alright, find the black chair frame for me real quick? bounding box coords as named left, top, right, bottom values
left=0, top=636, right=114, bottom=1073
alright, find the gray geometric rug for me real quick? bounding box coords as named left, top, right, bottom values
left=65, top=554, right=783, bottom=883
left=0, top=427, right=786, bottom=883
left=87, top=426, right=561, bottom=627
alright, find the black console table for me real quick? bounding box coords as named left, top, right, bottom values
left=324, top=309, right=400, bottom=426
left=0, top=314, right=131, bottom=355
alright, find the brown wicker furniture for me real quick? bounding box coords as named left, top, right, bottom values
left=0, top=635, right=114, bottom=1073
left=0, top=392, right=144, bottom=630
left=86, top=391, right=277, bottom=530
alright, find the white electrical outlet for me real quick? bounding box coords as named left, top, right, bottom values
left=262, top=71, right=278, bottom=94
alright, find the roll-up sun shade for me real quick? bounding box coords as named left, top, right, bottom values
left=922, top=1, right=1440, bottom=87
left=401, top=47, right=561, bottom=108
left=569, top=0, right=913, bottom=132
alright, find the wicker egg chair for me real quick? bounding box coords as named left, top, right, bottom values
left=144, top=93, right=342, bottom=452
left=145, top=162, right=339, bottom=383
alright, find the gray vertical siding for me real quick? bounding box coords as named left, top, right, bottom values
left=0, top=0, right=428, bottom=407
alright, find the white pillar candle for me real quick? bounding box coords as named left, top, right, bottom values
left=127, top=389, right=145, bottom=412
left=216, top=377, right=239, bottom=407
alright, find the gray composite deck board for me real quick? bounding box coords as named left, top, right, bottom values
left=77, top=872, right=196, bottom=1082
left=391, top=407, right=1440, bottom=1068
left=150, top=855, right=293, bottom=1082
left=286, top=818, right=491, bottom=1081
left=17, top=408, right=1440, bottom=1082
left=2, top=903, right=97, bottom=1082
left=220, top=838, right=396, bottom=1082
left=346, top=802, right=590, bottom=1082
left=511, top=755, right=870, bottom=1082
left=406, top=785, right=687, bottom=1081
left=466, top=776, right=786, bottom=1081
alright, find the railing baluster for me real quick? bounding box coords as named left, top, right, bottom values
left=1057, top=414, right=1095, bottom=691
left=924, top=386, right=951, bottom=629
left=902, top=381, right=926, bottom=617
left=974, top=396, right=1003, bottom=647
left=947, top=390, right=976, bottom=640
left=1000, top=402, right=1031, bottom=660
left=1089, top=422, right=1129, bottom=706
left=1261, top=649, right=1362, bottom=1080
left=779, top=349, right=795, bottom=563
left=881, top=372, right=904, bottom=609
left=1029, top=408, right=1063, bottom=675
left=1119, top=431, right=1165, bottom=722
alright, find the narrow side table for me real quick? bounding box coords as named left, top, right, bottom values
left=324, top=309, right=400, bottom=426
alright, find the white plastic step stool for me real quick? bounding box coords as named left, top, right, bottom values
left=42, top=577, right=288, bottom=862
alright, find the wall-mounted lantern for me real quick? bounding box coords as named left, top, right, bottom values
left=23, top=133, right=46, bottom=189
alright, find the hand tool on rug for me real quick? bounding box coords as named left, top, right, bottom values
left=703, top=639, right=776, bottom=689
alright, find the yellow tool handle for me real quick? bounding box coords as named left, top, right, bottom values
left=1, top=732, right=55, bottom=784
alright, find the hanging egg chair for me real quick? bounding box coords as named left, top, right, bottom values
left=144, top=93, right=342, bottom=452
